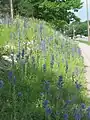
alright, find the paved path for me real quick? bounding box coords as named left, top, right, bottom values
left=79, top=43, right=90, bottom=96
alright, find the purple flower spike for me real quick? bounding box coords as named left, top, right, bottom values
left=64, top=113, right=68, bottom=120
left=45, top=107, right=52, bottom=116
left=18, top=92, right=23, bottom=97
left=43, top=100, right=49, bottom=108
left=81, top=103, right=86, bottom=109
left=0, top=80, right=4, bottom=88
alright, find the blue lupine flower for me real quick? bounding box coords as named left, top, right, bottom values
left=22, top=48, right=25, bottom=58
left=44, top=80, right=50, bottom=91
left=18, top=92, right=23, bottom=97
left=41, top=40, right=46, bottom=52
left=8, top=71, right=13, bottom=80
left=64, top=113, right=68, bottom=120
left=43, top=100, right=49, bottom=108
left=40, top=23, right=43, bottom=33
left=74, top=113, right=81, bottom=120
left=40, top=92, right=44, bottom=97
left=48, top=36, right=53, bottom=43
left=64, top=100, right=71, bottom=107
left=45, top=107, right=52, bottom=116
left=56, top=111, right=60, bottom=116
left=87, top=107, right=90, bottom=111
left=87, top=112, right=90, bottom=119
left=72, top=47, right=75, bottom=52
left=75, top=81, right=82, bottom=90
left=0, top=80, right=4, bottom=88
left=43, top=64, right=46, bottom=72
left=72, top=47, right=75, bottom=57
left=57, top=75, right=63, bottom=88
left=77, top=48, right=81, bottom=56
left=81, top=103, right=86, bottom=109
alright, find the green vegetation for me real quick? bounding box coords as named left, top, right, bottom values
left=0, top=17, right=89, bottom=120
left=66, top=21, right=88, bottom=37
left=79, top=40, right=90, bottom=45
left=0, top=0, right=83, bottom=30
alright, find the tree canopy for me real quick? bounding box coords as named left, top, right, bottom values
left=0, top=0, right=83, bottom=30
left=66, top=21, right=88, bottom=37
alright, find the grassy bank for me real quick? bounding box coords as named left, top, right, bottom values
left=0, top=17, right=89, bottom=120
left=79, top=40, right=90, bottom=45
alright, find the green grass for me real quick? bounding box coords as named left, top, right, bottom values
left=0, top=17, right=89, bottom=120
left=79, top=40, right=90, bottom=45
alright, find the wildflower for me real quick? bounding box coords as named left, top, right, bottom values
left=43, top=100, right=49, bottom=108
left=64, top=100, right=71, bottom=108
left=77, top=48, right=81, bottom=56
left=22, top=48, right=25, bottom=58
left=41, top=40, right=46, bottom=52
left=57, top=75, right=63, bottom=88
left=72, top=47, right=75, bottom=52
left=18, top=92, right=23, bottom=97
left=75, top=81, right=82, bottom=90
left=0, top=80, right=4, bottom=88
left=45, top=107, right=52, bottom=116
left=48, top=36, right=53, bottom=43
left=43, top=64, right=46, bottom=72
left=87, top=112, right=90, bottom=119
left=64, top=113, right=68, bottom=120
left=74, top=113, right=81, bottom=120
left=72, top=47, right=75, bottom=57
left=8, top=71, right=13, bottom=80
left=44, top=80, right=50, bottom=92
left=87, top=107, right=90, bottom=111
left=81, top=103, right=86, bottom=109
left=56, top=111, right=60, bottom=116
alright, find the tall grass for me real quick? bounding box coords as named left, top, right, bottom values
left=0, top=17, right=89, bottom=120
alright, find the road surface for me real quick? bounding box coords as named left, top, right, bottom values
left=79, top=43, right=90, bottom=96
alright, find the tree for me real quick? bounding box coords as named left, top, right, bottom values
left=66, top=21, right=88, bottom=37
left=0, top=0, right=83, bottom=30
left=0, top=0, right=10, bottom=15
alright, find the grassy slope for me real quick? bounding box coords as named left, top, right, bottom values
left=0, top=17, right=89, bottom=120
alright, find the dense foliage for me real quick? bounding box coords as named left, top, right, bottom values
left=0, top=0, right=83, bottom=30
left=66, top=21, right=88, bottom=37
